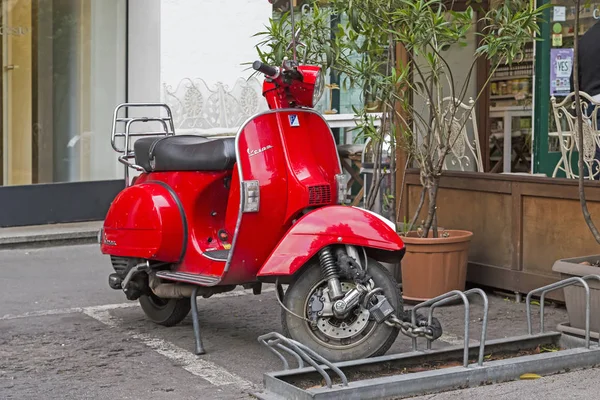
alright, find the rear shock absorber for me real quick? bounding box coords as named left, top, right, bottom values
left=318, top=247, right=344, bottom=300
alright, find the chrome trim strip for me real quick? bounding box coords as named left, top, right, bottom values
left=201, top=253, right=229, bottom=262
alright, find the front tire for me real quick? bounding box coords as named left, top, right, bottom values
left=282, top=258, right=402, bottom=362
left=139, top=293, right=191, bottom=327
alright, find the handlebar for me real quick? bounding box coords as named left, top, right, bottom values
left=253, top=60, right=279, bottom=77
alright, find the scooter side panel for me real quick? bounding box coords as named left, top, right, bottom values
left=256, top=205, right=405, bottom=278
left=279, top=111, right=342, bottom=221
left=101, top=181, right=185, bottom=261
left=221, top=113, right=291, bottom=284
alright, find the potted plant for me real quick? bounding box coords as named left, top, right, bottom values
left=325, top=0, right=545, bottom=301
left=253, top=0, right=545, bottom=300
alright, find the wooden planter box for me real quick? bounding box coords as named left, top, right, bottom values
left=552, top=256, right=600, bottom=336
left=400, top=170, right=600, bottom=301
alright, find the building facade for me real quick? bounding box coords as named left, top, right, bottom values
left=4, top=0, right=599, bottom=227
left=0, top=0, right=272, bottom=227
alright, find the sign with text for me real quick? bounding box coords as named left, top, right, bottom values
left=553, top=6, right=566, bottom=22
left=550, top=48, right=574, bottom=97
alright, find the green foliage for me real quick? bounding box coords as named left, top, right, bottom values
left=252, top=3, right=335, bottom=69
left=252, top=0, right=546, bottom=236
left=478, top=1, right=550, bottom=64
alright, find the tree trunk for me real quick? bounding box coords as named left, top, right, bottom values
left=421, top=177, right=439, bottom=238
left=407, top=186, right=426, bottom=233
left=389, top=136, right=397, bottom=224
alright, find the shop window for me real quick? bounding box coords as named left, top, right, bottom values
left=0, top=0, right=126, bottom=186
left=541, top=1, right=600, bottom=178
left=487, top=39, right=535, bottom=174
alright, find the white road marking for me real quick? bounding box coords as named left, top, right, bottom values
left=83, top=308, right=255, bottom=389
left=0, top=303, right=139, bottom=321
left=0, top=287, right=275, bottom=321
left=2, top=286, right=273, bottom=389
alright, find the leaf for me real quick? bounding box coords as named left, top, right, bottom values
left=539, top=344, right=560, bottom=353
left=531, top=300, right=540, bottom=306
left=519, top=373, right=541, bottom=380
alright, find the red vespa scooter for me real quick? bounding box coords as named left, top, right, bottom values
left=100, top=53, right=441, bottom=362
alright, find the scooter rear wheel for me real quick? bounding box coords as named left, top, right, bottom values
left=281, top=258, right=401, bottom=363
left=139, top=293, right=191, bottom=327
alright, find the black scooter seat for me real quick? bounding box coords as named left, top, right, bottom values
left=134, top=135, right=236, bottom=172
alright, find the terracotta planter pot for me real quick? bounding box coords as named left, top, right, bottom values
left=400, top=230, right=473, bottom=302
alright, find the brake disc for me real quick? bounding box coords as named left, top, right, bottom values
left=316, top=308, right=371, bottom=339
left=312, top=282, right=371, bottom=340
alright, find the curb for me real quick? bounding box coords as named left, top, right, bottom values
left=0, top=226, right=101, bottom=250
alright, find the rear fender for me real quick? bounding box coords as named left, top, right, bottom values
left=100, top=181, right=185, bottom=261
left=256, top=206, right=404, bottom=279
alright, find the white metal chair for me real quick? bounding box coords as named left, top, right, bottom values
left=550, top=92, right=600, bottom=180
left=435, top=97, right=484, bottom=173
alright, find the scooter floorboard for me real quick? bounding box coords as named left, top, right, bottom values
left=156, top=270, right=221, bottom=286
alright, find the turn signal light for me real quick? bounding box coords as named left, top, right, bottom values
left=242, top=180, right=260, bottom=212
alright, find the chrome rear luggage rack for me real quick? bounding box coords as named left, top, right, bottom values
left=111, top=103, right=176, bottom=186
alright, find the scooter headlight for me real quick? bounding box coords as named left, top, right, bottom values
left=312, top=70, right=325, bottom=107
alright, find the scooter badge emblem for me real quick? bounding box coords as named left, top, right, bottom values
left=247, top=145, right=273, bottom=157
left=288, top=114, right=300, bottom=127
left=103, top=231, right=117, bottom=246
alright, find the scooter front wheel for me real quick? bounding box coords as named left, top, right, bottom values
left=281, top=258, right=401, bottom=363
left=139, top=293, right=191, bottom=327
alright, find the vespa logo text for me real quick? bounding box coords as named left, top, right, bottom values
left=103, top=232, right=117, bottom=246
left=247, top=145, right=273, bottom=157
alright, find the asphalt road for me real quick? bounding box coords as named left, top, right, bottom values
left=1, top=244, right=599, bottom=399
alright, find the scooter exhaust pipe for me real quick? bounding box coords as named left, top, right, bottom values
left=149, top=274, right=195, bottom=298
left=151, top=282, right=196, bottom=298
left=108, top=273, right=122, bottom=290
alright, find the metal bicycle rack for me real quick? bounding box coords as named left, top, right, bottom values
left=255, top=276, right=600, bottom=400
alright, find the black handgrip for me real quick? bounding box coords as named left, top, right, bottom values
left=253, top=60, right=278, bottom=77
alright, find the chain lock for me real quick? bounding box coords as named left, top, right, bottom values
left=384, top=315, right=437, bottom=340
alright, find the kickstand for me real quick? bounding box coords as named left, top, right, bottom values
left=191, top=287, right=206, bottom=355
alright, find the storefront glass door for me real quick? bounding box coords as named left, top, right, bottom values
left=0, top=0, right=126, bottom=187
left=2, top=0, right=33, bottom=185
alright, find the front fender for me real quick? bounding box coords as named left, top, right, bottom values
left=257, top=206, right=405, bottom=278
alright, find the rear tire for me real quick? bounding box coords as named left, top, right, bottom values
left=139, top=293, right=191, bottom=327
left=282, top=258, right=402, bottom=362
